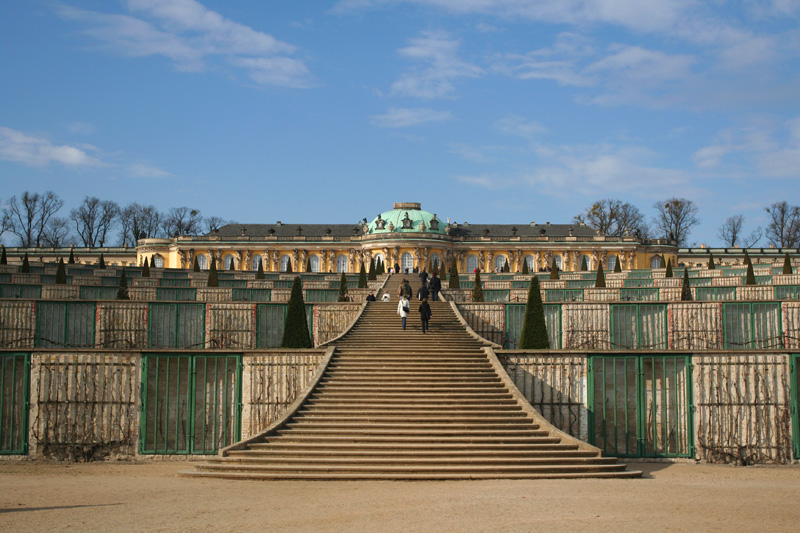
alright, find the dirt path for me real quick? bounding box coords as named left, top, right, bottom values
left=1, top=462, right=798, bottom=532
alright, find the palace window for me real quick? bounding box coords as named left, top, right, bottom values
left=429, top=253, right=442, bottom=272
left=494, top=255, right=507, bottom=272
left=251, top=255, right=262, bottom=271
left=280, top=256, right=292, bottom=272
left=153, top=255, right=164, bottom=268
left=197, top=254, right=208, bottom=270
left=553, top=255, right=563, bottom=270
left=607, top=255, right=618, bottom=271
left=523, top=255, right=534, bottom=272
left=650, top=256, right=662, bottom=269
left=580, top=254, right=592, bottom=270
left=336, top=255, right=349, bottom=273
left=223, top=255, right=235, bottom=271
left=466, top=255, right=478, bottom=272
left=401, top=252, right=414, bottom=273
left=309, top=255, right=320, bottom=273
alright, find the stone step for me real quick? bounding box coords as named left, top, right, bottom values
left=179, top=469, right=643, bottom=480
left=228, top=447, right=592, bottom=458
left=244, top=442, right=582, bottom=452
left=203, top=456, right=619, bottom=466
left=186, top=463, right=631, bottom=475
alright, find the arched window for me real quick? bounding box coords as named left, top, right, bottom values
left=651, top=255, right=662, bottom=269
left=309, top=255, right=320, bottom=273
left=429, top=253, right=442, bottom=272
left=223, top=255, right=235, bottom=271
left=197, top=254, right=208, bottom=270
left=607, top=255, right=618, bottom=271
left=466, top=255, right=478, bottom=272
left=280, top=255, right=291, bottom=272
left=251, top=255, right=262, bottom=271
left=336, top=255, right=349, bottom=273
left=372, top=253, right=384, bottom=268
left=494, top=255, right=507, bottom=272
left=152, top=255, right=164, bottom=268
left=401, top=252, right=414, bottom=273
left=523, top=255, right=535, bottom=272
left=553, top=255, right=562, bottom=270
left=579, top=254, right=592, bottom=271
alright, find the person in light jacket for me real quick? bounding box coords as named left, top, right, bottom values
left=397, top=295, right=410, bottom=330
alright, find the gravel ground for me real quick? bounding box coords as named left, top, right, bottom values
left=0, top=461, right=798, bottom=532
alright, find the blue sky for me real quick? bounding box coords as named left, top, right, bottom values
left=1, top=0, right=799, bottom=247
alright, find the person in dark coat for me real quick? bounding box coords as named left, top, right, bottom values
left=418, top=297, right=432, bottom=333
left=419, top=268, right=429, bottom=287
left=366, top=291, right=376, bottom=301
left=402, top=279, right=413, bottom=299
left=417, top=283, right=429, bottom=301
left=429, top=272, right=441, bottom=301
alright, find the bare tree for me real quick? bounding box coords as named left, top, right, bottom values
left=162, top=207, right=203, bottom=237
left=119, top=203, right=162, bottom=245
left=204, top=216, right=227, bottom=234
left=652, top=198, right=700, bottom=247
left=70, top=196, right=120, bottom=247
left=0, top=199, right=11, bottom=241
left=574, top=199, right=648, bottom=237
left=41, top=217, right=73, bottom=247
left=4, top=191, right=64, bottom=247
left=765, top=201, right=800, bottom=248
left=718, top=215, right=762, bottom=248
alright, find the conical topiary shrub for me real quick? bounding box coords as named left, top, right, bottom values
left=549, top=258, right=559, bottom=280
left=472, top=270, right=484, bottom=302
left=98, top=253, right=106, bottom=269
left=0, top=247, right=6, bottom=265
left=521, top=259, right=529, bottom=275
left=208, top=257, right=219, bottom=287
left=256, top=259, right=265, bottom=280
left=519, top=275, right=549, bottom=349
left=745, top=261, right=756, bottom=285
left=285, top=258, right=292, bottom=273
left=594, top=262, right=606, bottom=288
left=743, top=250, right=751, bottom=266
left=142, top=257, right=150, bottom=278
left=280, top=277, right=312, bottom=348
left=117, top=268, right=130, bottom=300
left=708, top=253, right=715, bottom=270
left=193, top=256, right=200, bottom=272
left=358, top=262, right=367, bottom=288
left=21, top=253, right=30, bottom=273
left=580, top=256, right=588, bottom=271
left=368, top=256, right=377, bottom=281
left=449, top=261, right=460, bottom=289
left=782, top=253, right=792, bottom=275
left=614, top=257, right=622, bottom=273
left=68, top=248, right=75, bottom=264
left=681, top=268, right=692, bottom=301
left=55, top=258, right=67, bottom=284
left=665, top=259, right=673, bottom=278
left=337, top=272, right=349, bottom=302
left=306, top=258, right=312, bottom=273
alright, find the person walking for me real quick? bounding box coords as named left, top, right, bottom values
left=402, top=278, right=413, bottom=300
left=417, top=283, right=429, bottom=301
left=429, top=272, right=441, bottom=302
left=397, top=294, right=410, bottom=330
left=418, top=297, right=432, bottom=333
left=419, top=268, right=429, bottom=287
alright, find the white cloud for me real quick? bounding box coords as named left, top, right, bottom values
left=371, top=107, right=453, bottom=128
left=58, top=1, right=313, bottom=88
left=390, top=31, right=483, bottom=99
left=67, top=122, right=96, bottom=135
left=127, top=162, right=171, bottom=178
left=493, top=116, right=548, bottom=139
left=693, top=116, right=800, bottom=178
left=0, top=127, right=106, bottom=168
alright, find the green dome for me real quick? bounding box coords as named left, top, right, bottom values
left=367, top=203, right=446, bottom=235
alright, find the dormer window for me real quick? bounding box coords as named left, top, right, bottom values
left=429, top=215, right=439, bottom=231
left=375, top=214, right=386, bottom=230
left=401, top=212, right=413, bottom=229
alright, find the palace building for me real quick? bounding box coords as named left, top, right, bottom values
left=137, top=202, right=678, bottom=274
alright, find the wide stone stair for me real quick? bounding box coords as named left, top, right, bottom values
left=181, top=275, right=641, bottom=480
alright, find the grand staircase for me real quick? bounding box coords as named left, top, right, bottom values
left=181, top=275, right=641, bottom=480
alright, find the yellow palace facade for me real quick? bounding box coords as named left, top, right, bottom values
left=137, top=202, right=677, bottom=274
